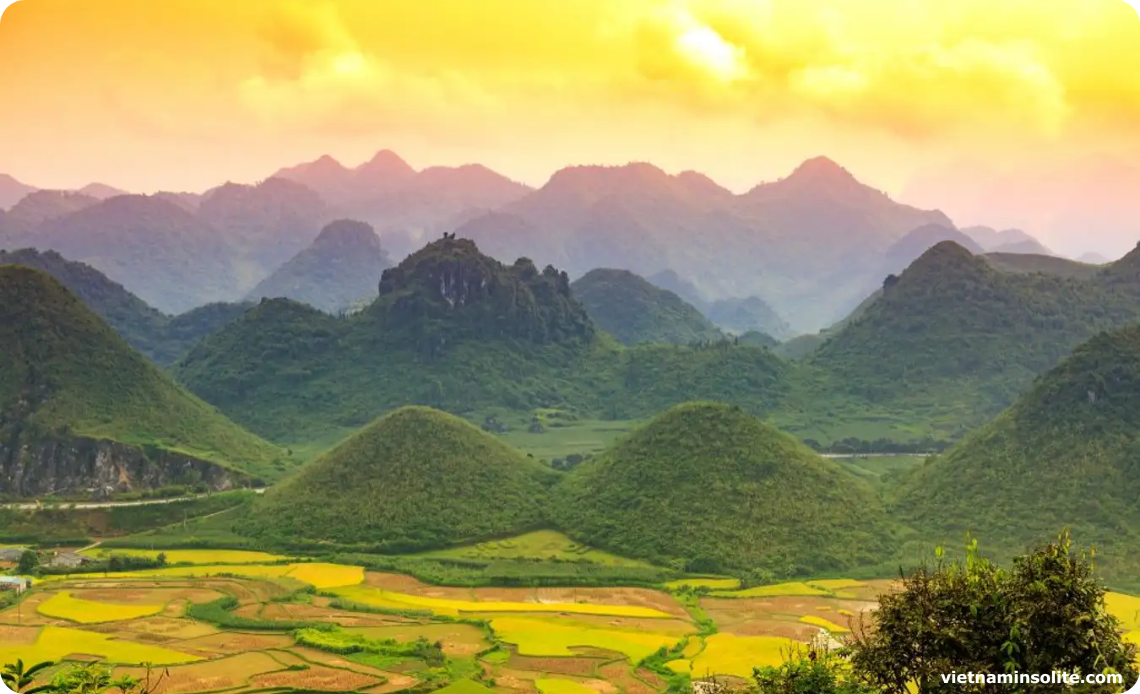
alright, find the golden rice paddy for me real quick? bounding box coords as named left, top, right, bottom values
left=79, top=548, right=291, bottom=564
left=37, top=591, right=167, bottom=624
left=690, top=633, right=799, bottom=677
left=0, top=625, right=199, bottom=665
left=331, top=585, right=675, bottom=619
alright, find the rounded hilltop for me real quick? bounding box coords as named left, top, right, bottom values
left=243, top=405, right=557, bottom=551
left=553, top=401, right=894, bottom=576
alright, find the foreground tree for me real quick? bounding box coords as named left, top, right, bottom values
left=847, top=531, right=1137, bottom=694
left=2, top=659, right=55, bottom=694
left=752, top=636, right=875, bottom=694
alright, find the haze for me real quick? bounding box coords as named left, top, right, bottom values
left=1, top=0, right=1139, bottom=256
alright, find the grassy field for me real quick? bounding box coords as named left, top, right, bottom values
left=495, top=417, right=641, bottom=460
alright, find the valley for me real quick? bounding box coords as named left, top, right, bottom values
left=4, top=118, right=1140, bottom=694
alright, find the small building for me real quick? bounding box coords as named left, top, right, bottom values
left=0, top=576, right=30, bottom=593
left=47, top=552, right=92, bottom=569
left=0, top=548, right=26, bottom=563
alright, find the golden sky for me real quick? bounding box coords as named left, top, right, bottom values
left=1, top=0, right=1139, bottom=201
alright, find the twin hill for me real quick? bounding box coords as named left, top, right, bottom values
left=0, top=265, right=287, bottom=496
left=552, top=402, right=894, bottom=576
left=242, top=406, right=555, bottom=551
left=570, top=268, right=722, bottom=345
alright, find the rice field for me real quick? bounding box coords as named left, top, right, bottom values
left=489, top=616, right=680, bottom=661
left=37, top=591, right=167, bottom=623
left=42, top=562, right=365, bottom=589
left=536, top=677, right=602, bottom=694
left=0, top=625, right=200, bottom=665
left=330, top=585, right=676, bottom=619
left=662, top=577, right=741, bottom=591
left=690, top=633, right=799, bottom=677
left=80, top=548, right=291, bottom=564
left=7, top=547, right=1139, bottom=694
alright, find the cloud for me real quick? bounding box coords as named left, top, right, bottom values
left=238, top=1, right=501, bottom=140
left=621, top=0, right=1074, bottom=139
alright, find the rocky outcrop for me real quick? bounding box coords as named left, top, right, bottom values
left=0, top=435, right=249, bottom=498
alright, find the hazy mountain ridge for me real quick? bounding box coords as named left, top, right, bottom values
left=246, top=219, right=393, bottom=313
left=0, top=248, right=252, bottom=365
left=458, top=156, right=954, bottom=332
left=571, top=268, right=723, bottom=346
left=273, top=151, right=532, bottom=261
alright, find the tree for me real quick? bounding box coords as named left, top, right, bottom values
left=2, top=659, right=56, bottom=694
left=847, top=531, right=1138, bottom=694
left=16, top=550, right=38, bottom=575
left=40, top=662, right=168, bottom=694
left=753, top=636, right=876, bottom=694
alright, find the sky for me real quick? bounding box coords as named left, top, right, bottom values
left=1, top=0, right=1139, bottom=255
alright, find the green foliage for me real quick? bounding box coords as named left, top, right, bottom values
left=3, top=658, right=57, bottom=694
left=292, top=627, right=446, bottom=666
left=240, top=407, right=557, bottom=551
left=36, top=553, right=166, bottom=577
left=894, top=323, right=1140, bottom=587
left=186, top=596, right=333, bottom=632
left=0, top=492, right=258, bottom=546
left=570, top=268, right=723, bottom=346
left=553, top=402, right=896, bottom=578
left=17, top=549, right=39, bottom=574
left=848, top=532, right=1137, bottom=694
left=0, top=265, right=289, bottom=486
left=811, top=241, right=1140, bottom=430
left=326, top=553, right=679, bottom=587
left=753, top=641, right=876, bottom=694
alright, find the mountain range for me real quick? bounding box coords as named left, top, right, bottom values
left=245, top=219, right=392, bottom=313
left=3, top=151, right=1070, bottom=334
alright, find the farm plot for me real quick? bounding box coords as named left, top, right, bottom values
left=687, top=633, right=799, bottom=678
left=345, top=623, right=489, bottom=656
left=81, top=548, right=291, bottom=564
left=488, top=616, right=680, bottom=662
left=37, top=591, right=167, bottom=623
left=699, top=593, right=876, bottom=639
left=112, top=652, right=285, bottom=694
left=0, top=624, right=200, bottom=665
left=333, top=583, right=677, bottom=619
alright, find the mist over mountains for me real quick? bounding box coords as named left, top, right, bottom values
left=0, top=149, right=1122, bottom=336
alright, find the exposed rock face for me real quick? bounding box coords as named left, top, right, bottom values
left=0, top=436, right=248, bottom=498
left=374, top=237, right=593, bottom=351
